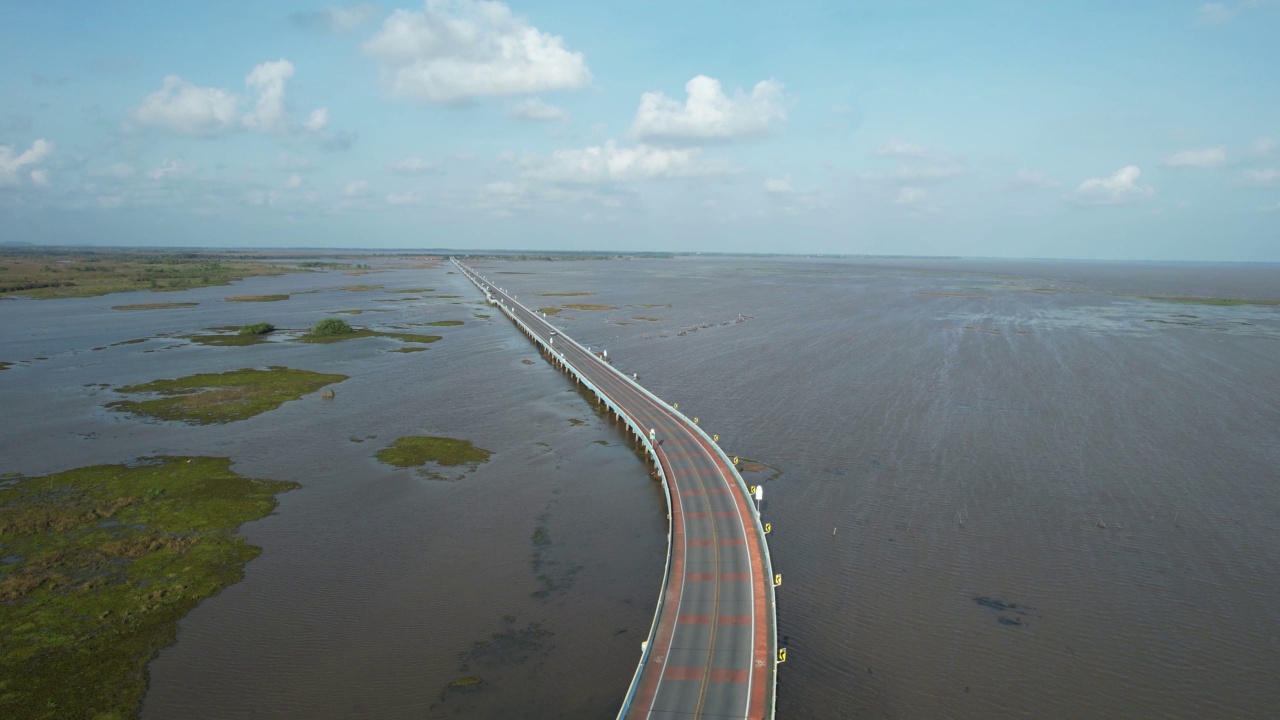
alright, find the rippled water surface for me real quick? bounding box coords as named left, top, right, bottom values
left=4, top=256, right=1278, bottom=719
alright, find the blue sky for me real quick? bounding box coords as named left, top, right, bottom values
left=2, top=1, right=1278, bottom=260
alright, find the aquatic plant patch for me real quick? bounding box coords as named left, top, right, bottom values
left=375, top=436, right=492, bottom=468
left=110, top=303, right=199, bottom=311
left=225, top=294, right=289, bottom=302
left=561, top=303, right=617, bottom=311
left=0, top=456, right=297, bottom=719
left=107, top=366, right=347, bottom=424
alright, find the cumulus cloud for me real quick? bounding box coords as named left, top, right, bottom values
left=344, top=180, right=370, bottom=197
left=1163, top=146, right=1226, bottom=168
left=291, top=3, right=379, bottom=33
left=1252, top=137, right=1277, bottom=157
left=286, top=173, right=304, bottom=188
left=131, top=62, right=353, bottom=149
left=0, top=138, right=54, bottom=186
left=391, top=157, right=440, bottom=174
left=363, top=0, right=591, bottom=103
left=132, top=76, right=240, bottom=135
left=873, top=140, right=927, bottom=159
left=506, top=97, right=567, bottom=122
left=303, top=108, right=330, bottom=132
left=242, top=60, right=296, bottom=132
left=519, top=140, right=730, bottom=183
left=631, top=75, right=785, bottom=143
left=1067, top=165, right=1154, bottom=205
left=1240, top=168, right=1279, bottom=186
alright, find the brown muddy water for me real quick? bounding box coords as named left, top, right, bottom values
left=3, top=256, right=1279, bottom=718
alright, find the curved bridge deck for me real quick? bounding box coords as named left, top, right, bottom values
left=454, top=260, right=777, bottom=719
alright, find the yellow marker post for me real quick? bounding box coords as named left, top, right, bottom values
left=732, top=456, right=739, bottom=464
left=749, top=486, right=757, bottom=495
left=713, top=434, right=719, bottom=442
left=693, top=417, right=699, bottom=424
left=774, top=573, right=782, bottom=587
left=764, top=522, right=772, bottom=534
left=673, top=402, right=678, bottom=409
left=778, top=647, right=787, bottom=663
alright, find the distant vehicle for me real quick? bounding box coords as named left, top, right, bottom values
left=550, top=330, right=558, bottom=337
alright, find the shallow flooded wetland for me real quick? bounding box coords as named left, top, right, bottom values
left=3, top=254, right=1278, bottom=718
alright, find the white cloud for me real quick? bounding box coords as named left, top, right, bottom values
left=1067, top=165, right=1154, bottom=205
left=763, top=176, right=794, bottom=194
left=1258, top=200, right=1280, bottom=212
left=1197, top=2, right=1235, bottom=24
left=132, top=76, right=240, bottom=135
left=344, top=180, right=370, bottom=196
left=391, top=157, right=440, bottom=174
left=1252, top=137, right=1277, bottom=157
left=874, top=140, right=927, bottom=159
left=242, top=59, right=295, bottom=132
left=147, top=158, right=184, bottom=180
left=520, top=140, right=730, bottom=184
left=286, top=173, right=303, bottom=188
left=861, top=164, right=963, bottom=185
left=0, top=139, right=54, bottom=187
left=761, top=174, right=826, bottom=213
left=1011, top=169, right=1061, bottom=190
left=1241, top=168, right=1279, bottom=186
left=291, top=3, right=380, bottom=33
left=1196, top=1, right=1280, bottom=25
left=304, top=108, right=330, bottom=132
left=631, top=75, right=785, bottom=143
left=363, top=0, right=591, bottom=103
left=386, top=190, right=427, bottom=206
left=506, top=97, right=567, bottom=122
left=1163, top=146, right=1226, bottom=168
left=895, top=187, right=925, bottom=205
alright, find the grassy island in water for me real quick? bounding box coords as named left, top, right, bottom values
left=0, top=457, right=298, bottom=719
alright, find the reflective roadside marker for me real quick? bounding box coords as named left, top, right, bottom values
left=749, top=485, right=757, bottom=495
left=733, top=456, right=739, bottom=464
left=778, top=647, right=787, bottom=663
left=673, top=402, right=679, bottom=409
left=713, top=434, right=719, bottom=442
left=693, top=417, right=699, bottom=424
left=774, top=573, right=782, bottom=587
left=764, top=522, right=772, bottom=534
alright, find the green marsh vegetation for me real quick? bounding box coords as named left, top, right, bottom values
left=296, top=318, right=441, bottom=345
left=0, top=456, right=297, bottom=719
left=225, top=294, right=289, bottom=302
left=561, top=303, right=617, bottom=311
left=425, top=320, right=464, bottom=326
left=110, top=302, right=198, bottom=311
left=107, top=367, right=347, bottom=424
left=375, top=436, right=493, bottom=470
left=239, top=322, right=275, bottom=335
left=539, top=307, right=562, bottom=315
left=0, top=249, right=289, bottom=299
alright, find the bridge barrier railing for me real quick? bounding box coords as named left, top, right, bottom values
left=452, top=261, right=676, bottom=717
